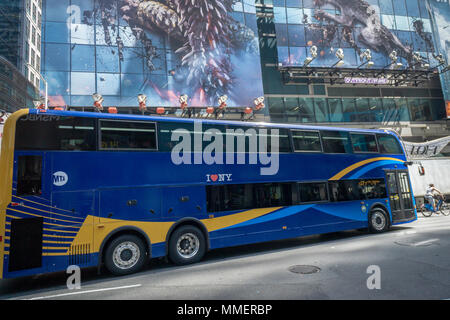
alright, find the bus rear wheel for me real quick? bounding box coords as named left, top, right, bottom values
left=368, top=208, right=390, bottom=233
left=104, top=234, right=147, bottom=276
left=169, top=225, right=206, bottom=265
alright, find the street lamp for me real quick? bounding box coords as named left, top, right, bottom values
left=27, top=63, right=48, bottom=110
left=179, top=94, right=189, bottom=117
left=304, top=45, right=318, bottom=67
left=412, top=52, right=429, bottom=69
left=138, top=93, right=147, bottom=114
left=331, top=48, right=345, bottom=67
left=215, top=95, right=228, bottom=119
left=32, top=96, right=45, bottom=109
left=92, top=93, right=104, bottom=112
left=358, top=49, right=374, bottom=69
left=388, top=50, right=403, bottom=69
left=253, top=96, right=265, bottom=111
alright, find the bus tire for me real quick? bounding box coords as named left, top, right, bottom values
left=368, top=208, right=390, bottom=233
left=169, top=225, right=206, bottom=265
left=104, top=234, right=147, bottom=276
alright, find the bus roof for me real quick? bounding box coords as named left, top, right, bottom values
left=26, top=108, right=392, bottom=135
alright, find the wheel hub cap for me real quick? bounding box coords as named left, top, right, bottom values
left=372, top=212, right=386, bottom=230
left=176, top=233, right=199, bottom=259
left=113, top=242, right=140, bottom=270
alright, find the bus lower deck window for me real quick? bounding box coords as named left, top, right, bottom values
left=298, top=182, right=328, bottom=203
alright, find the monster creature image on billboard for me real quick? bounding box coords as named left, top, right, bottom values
left=42, top=0, right=263, bottom=108
left=274, top=0, right=442, bottom=70
left=427, top=0, right=450, bottom=101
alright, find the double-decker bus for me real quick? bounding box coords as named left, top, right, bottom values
left=0, top=108, right=416, bottom=278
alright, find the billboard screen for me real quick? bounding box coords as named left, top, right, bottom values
left=42, top=0, right=263, bottom=107
left=274, top=0, right=441, bottom=69
left=427, top=0, right=450, bottom=101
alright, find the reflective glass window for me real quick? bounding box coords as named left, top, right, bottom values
left=100, top=120, right=157, bottom=150
left=377, top=134, right=403, bottom=154
left=299, top=182, right=328, bottom=203
left=16, top=116, right=96, bottom=151
left=292, top=130, right=322, bottom=152
left=328, top=98, right=344, bottom=122
left=321, top=131, right=351, bottom=154
left=44, top=43, right=70, bottom=71
left=45, top=22, right=70, bottom=43
left=71, top=45, right=95, bottom=72
left=96, top=46, right=120, bottom=73
left=70, top=72, right=95, bottom=95
left=314, top=98, right=329, bottom=122
left=97, top=73, right=120, bottom=96
left=350, top=133, right=378, bottom=153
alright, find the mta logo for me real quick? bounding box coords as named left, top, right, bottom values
left=53, top=171, right=68, bottom=186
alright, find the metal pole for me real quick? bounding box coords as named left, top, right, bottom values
left=43, top=77, right=48, bottom=110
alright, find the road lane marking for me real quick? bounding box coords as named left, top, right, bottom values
left=412, top=239, right=439, bottom=247
left=25, top=284, right=142, bottom=300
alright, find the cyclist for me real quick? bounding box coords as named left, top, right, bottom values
left=425, top=183, right=444, bottom=212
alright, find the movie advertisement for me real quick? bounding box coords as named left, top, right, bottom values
left=274, top=0, right=440, bottom=69
left=43, top=0, right=264, bottom=107
left=427, top=0, right=450, bottom=101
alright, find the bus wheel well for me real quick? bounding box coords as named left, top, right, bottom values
left=100, top=228, right=151, bottom=265
left=166, top=219, right=210, bottom=255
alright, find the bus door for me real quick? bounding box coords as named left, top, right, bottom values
left=8, top=152, right=46, bottom=272
left=385, top=170, right=415, bottom=223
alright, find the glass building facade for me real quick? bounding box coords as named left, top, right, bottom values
left=0, top=0, right=23, bottom=69
left=37, top=0, right=450, bottom=128
left=0, top=0, right=40, bottom=112
left=273, top=0, right=435, bottom=68
left=41, top=0, right=263, bottom=108
left=0, top=56, right=39, bottom=112
left=256, top=0, right=449, bottom=125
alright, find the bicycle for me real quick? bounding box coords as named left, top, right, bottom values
left=420, top=195, right=450, bottom=217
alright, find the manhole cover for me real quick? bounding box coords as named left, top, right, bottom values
left=288, top=265, right=321, bottom=274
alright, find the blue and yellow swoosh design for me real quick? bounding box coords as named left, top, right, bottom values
left=329, top=157, right=405, bottom=180
left=3, top=157, right=405, bottom=260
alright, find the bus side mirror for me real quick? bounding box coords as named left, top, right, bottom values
left=404, top=161, right=413, bottom=166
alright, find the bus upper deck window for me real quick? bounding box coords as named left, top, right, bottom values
left=377, top=134, right=403, bottom=154
left=321, top=131, right=351, bottom=154
left=17, top=156, right=42, bottom=196
left=292, top=130, right=322, bottom=152
left=350, top=133, right=378, bottom=153
left=100, top=120, right=157, bottom=150
left=15, top=116, right=96, bottom=151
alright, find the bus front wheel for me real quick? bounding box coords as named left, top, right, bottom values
left=169, top=225, right=206, bottom=265
left=368, top=208, right=390, bottom=233
left=104, top=234, right=147, bottom=276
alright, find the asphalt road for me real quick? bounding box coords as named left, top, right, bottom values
left=1, top=215, right=450, bottom=300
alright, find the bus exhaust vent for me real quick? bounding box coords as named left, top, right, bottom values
left=68, top=244, right=91, bottom=266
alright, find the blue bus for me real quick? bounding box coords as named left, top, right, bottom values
left=0, top=108, right=416, bottom=278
